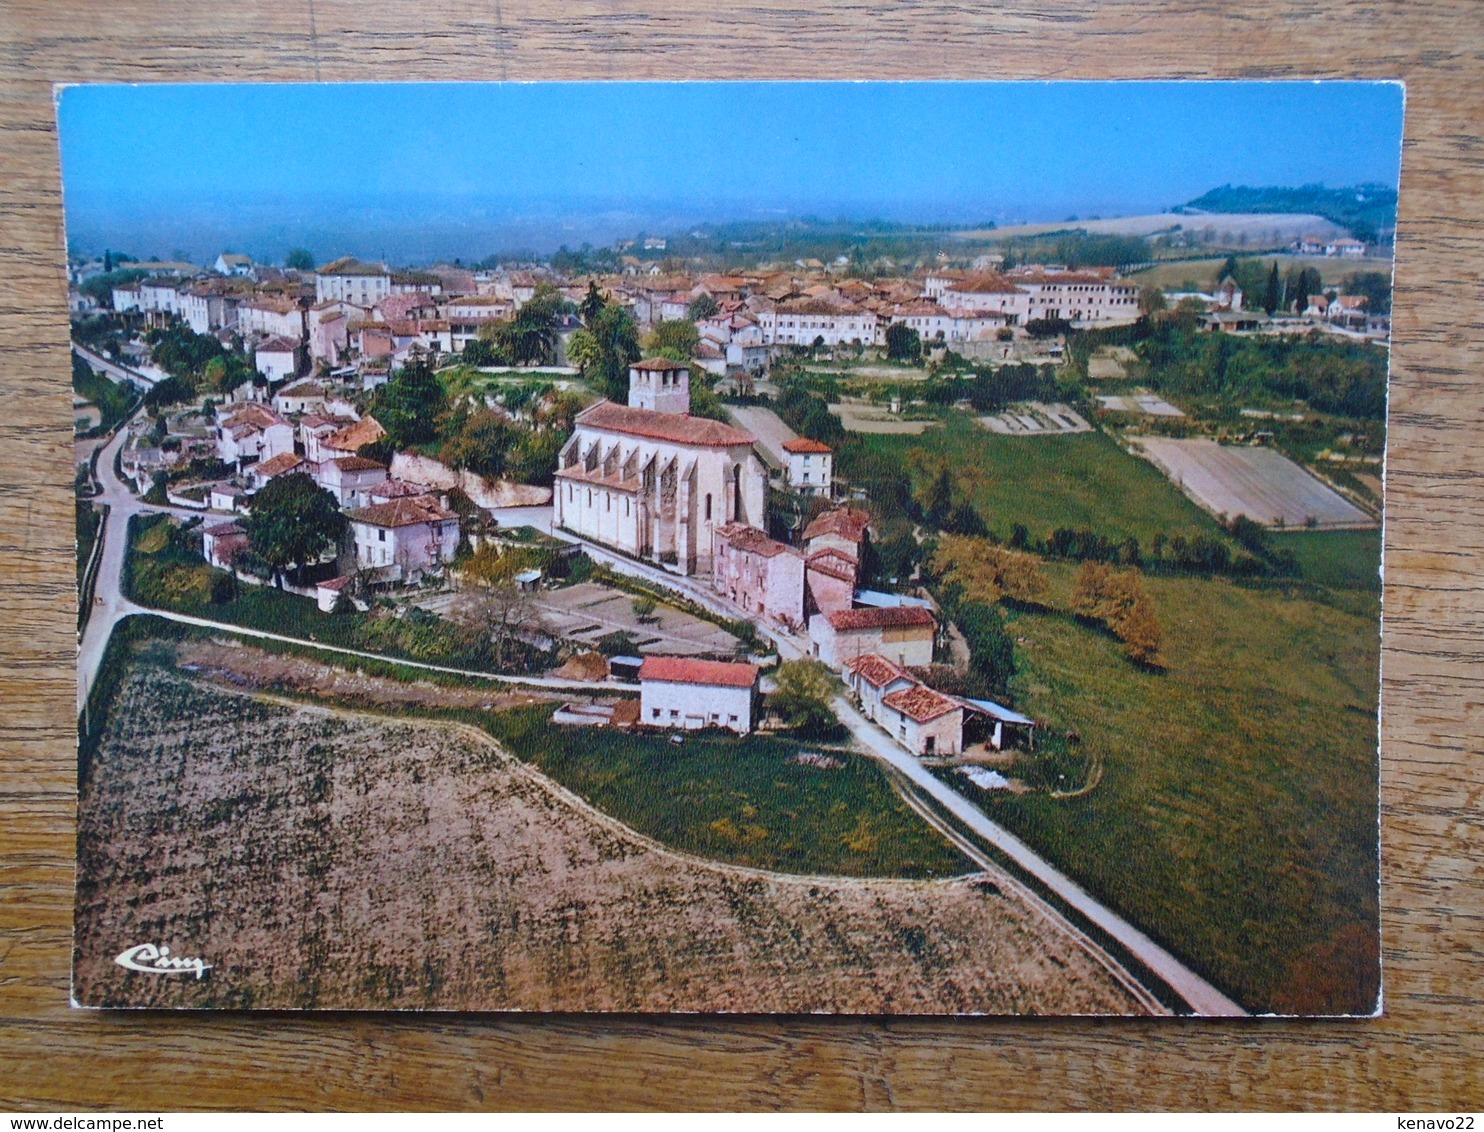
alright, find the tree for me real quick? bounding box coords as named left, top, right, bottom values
left=630, top=595, right=658, bottom=623
left=932, top=535, right=1050, bottom=607
left=244, top=473, right=345, bottom=588
left=373, top=358, right=445, bottom=449
left=442, top=409, right=517, bottom=478
left=885, top=322, right=922, bottom=363
left=579, top=281, right=605, bottom=328
left=1138, top=285, right=1168, bottom=317
left=687, top=293, right=719, bottom=321
left=284, top=248, right=315, bottom=271
left=1262, top=261, right=1282, bottom=315
left=1072, top=561, right=1161, bottom=665
left=1342, top=271, right=1392, bottom=317
left=768, top=659, right=843, bottom=738
left=494, top=283, right=570, bottom=366
left=588, top=303, right=642, bottom=401
left=645, top=319, right=700, bottom=359
left=915, top=459, right=955, bottom=527
left=458, top=545, right=549, bottom=671
left=564, top=328, right=602, bottom=374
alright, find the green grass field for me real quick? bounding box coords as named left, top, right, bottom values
left=485, top=705, right=973, bottom=879
left=1269, top=529, right=1382, bottom=593
left=985, top=563, right=1380, bottom=1014
left=845, top=412, right=1223, bottom=546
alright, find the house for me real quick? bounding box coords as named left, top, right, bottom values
left=254, top=336, right=302, bottom=384
left=315, top=257, right=392, bottom=306
left=214, top=253, right=255, bottom=278
left=782, top=437, right=832, bottom=496
left=315, top=455, right=389, bottom=509
left=1293, top=235, right=1327, bottom=255
left=757, top=298, right=879, bottom=347
left=216, top=404, right=294, bottom=470
left=1327, top=294, right=1370, bottom=328
left=249, top=450, right=308, bottom=490
left=315, top=575, right=355, bottom=613
left=201, top=521, right=249, bottom=572
left=803, top=505, right=869, bottom=560
left=345, top=495, right=461, bottom=583
left=878, top=683, right=963, bottom=757
left=843, top=653, right=918, bottom=725
left=1005, top=267, right=1140, bottom=327
left=312, top=414, right=386, bottom=462
left=809, top=605, right=937, bottom=670
left=307, top=303, right=356, bottom=365
left=638, top=655, right=759, bottom=734
left=273, top=380, right=327, bottom=417
left=553, top=361, right=767, bottom=576
left=1205, top=311, right=1267, bottom=333
left=711, top=522, right=806, bottom=631
left=1326, top=238, right=1368, bottom=258
left=937, top=273, right=1029, bottom=325
left=237, top=295, right=305, bottom=342
left=209, top=483, right=248, bottom=513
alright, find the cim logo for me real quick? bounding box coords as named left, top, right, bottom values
left=114, top=942, right=212, bottom=980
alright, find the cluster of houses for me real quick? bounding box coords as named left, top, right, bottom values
left=555, top=357, right=1033, bottom=761
left=83, top=249, right=1154, bottom=398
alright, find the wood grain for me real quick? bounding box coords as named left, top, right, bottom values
left=1, top=0, right=1481, bottom=1110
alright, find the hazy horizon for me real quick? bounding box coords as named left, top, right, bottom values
left=58, top=81, right=1405, bottom=266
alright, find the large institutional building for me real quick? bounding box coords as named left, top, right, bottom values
left=554, top=359, right=768, bottom=576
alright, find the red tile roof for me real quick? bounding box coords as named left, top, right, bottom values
left=782, top=437, right=832, bottom=454
left=577, top=402, right=755, bottom=448
left=346, top=495, right=456, bottom=528
left=845, top=653, right=913, bottom=689
left=253, top=451, right=305, bottom=478
left=806, top=548, right=858, bottom=583
left=946, top=273, right=1023, bottom=295
left=329, top=455, right=387, bottom=473
left=256, top=336, right=301, bottom=353
left=826, top=606, right=936, bottom=632
left=715, top=522, right=796, bottom=559
left=632, top=357, right=690, bottom=372
left=803, top=506, right=870, bottom=544
left=323, top=414, right=387, bottom=453
left=881, top=683, right=961, bottom=723
left=639, top=655, right=759, bottom=689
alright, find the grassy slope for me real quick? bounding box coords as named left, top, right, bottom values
left=987, top=563, right=1380, bottom=1013
left=1269, top=529, right=1383, bottom=593
left=486, top=705, right=973, bottom=879
left=849, top=412, right=1222, bottom=546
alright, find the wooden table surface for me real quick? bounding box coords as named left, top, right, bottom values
left=2, top=0, right=1480, bottom=1111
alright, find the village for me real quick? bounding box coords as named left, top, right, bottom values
left=72, top=236, right=1391, bottom=783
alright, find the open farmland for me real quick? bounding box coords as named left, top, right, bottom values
left=1127, top=253, right=1394, bottom=292
left=74, top=657, right=1144, bottom=1014
left=830, top=399, right=938, bottom=435
left=955, top=212, right=1346, bottom=243
left=1131, top=436, right=1376, bottom=529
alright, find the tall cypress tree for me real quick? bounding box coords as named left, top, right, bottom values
left=1262, top=262, right=1282, bottom=315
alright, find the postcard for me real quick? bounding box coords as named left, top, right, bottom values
left=62, top=81, right=1399, bottom=1015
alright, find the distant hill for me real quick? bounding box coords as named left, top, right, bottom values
left=1177, top=184, right=1397, bottom=243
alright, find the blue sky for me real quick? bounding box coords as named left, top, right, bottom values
left=57, top=81, right=1404, bottom=264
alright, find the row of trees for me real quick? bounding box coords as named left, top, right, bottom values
left=1071, top=562, right=1162, bottom=665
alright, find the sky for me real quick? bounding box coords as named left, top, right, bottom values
left=56, top=81, right=1405, bottom=265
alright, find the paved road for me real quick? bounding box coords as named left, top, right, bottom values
left=833, top=694, right=1248, bottom=1017
left=725, top=404, right=798, bottom=470
left=73, top=342, right=160, bottom=388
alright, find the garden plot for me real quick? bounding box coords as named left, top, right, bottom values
left=829, top=400, right=938, bottom=435
left=73, top=663, right=1145, bottom=1014
left=1131, top=437, right=1376, bottom=529
left=1086, top=346, right=1136, bottom=381
left=1097, top=393, right=1186, bottom=417
left=978, top=402, right=1092, bottom=436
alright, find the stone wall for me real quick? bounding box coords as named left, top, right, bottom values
left=389, top=452, right=552, bottom=509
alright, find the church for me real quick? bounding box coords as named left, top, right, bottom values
left=553, top=359, right=768, bottom=576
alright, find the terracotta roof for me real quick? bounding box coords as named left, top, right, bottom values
left=845, top=653, right=914, bottom=689
left=329, top=455, right=387, bottom=473
left=323, top=414, right=387, bottom=453
left=714, top=522, right=795, bottom=559
left=632, top=357, right=690, bottom=372
left=277, top=380, right=324, bottom=397
left=776, top=298, right=869, bottom=316
left=783, top=437, right=832, bottom=454
left=371, top=478, right=435, bottom=500
left=203, top=521, right=245, bottom=537
left=317, top=575, right=355, bottom=592
left=803, top=506, right=870, bottom=544
left=256, top=336, right=300, bottom=353
left=806, top=547, right=858, bottom=583
left=346, top=495, right=457, bottom=528
left=825, top=606, right=936, bottom=632
left=222, top=404, right=288, bottom=432
left=881, top=683, right=961, bottom=724
left=946, top=273, right=1024, bottom=295
left=318, top=257, right=388, bottom=277
left=639, top=655, right=759, bottom=689
left=253, top=452, right=305, bottom=478
left=576, top=402, right=755, bottom=448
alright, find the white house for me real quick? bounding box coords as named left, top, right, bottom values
left=254, top=337, right=302, bottom=384
left=248, top=451, right=307, bottom=490
left=782, top=437, right=833, bottom=496
left=272, top=379, right=327, bottom=416
left=201, top=521, right=249, bottom=572
left=214, top=253, right=255, bottom=278
left=757, top=299, right=879, bottom=347
left=554, top=361, right=767, bottom=576
left=345, top=495, right=460, bottom=584
left=878, top=683, right=964, bottom=757
left=809, top=605, right=937, bottom=670
left=238, top=295, right=305, bottom=342
left=216, top=403, right=295, bottom=470
left=315, top=455, right=389, bottom=509
left=638, top=655, right=759, bottom=734
left=843, top=653, right=918, bottom=725
left=315, top=257, right=392, bottom=306
left=1005, top=267, right=1140, bottom=327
